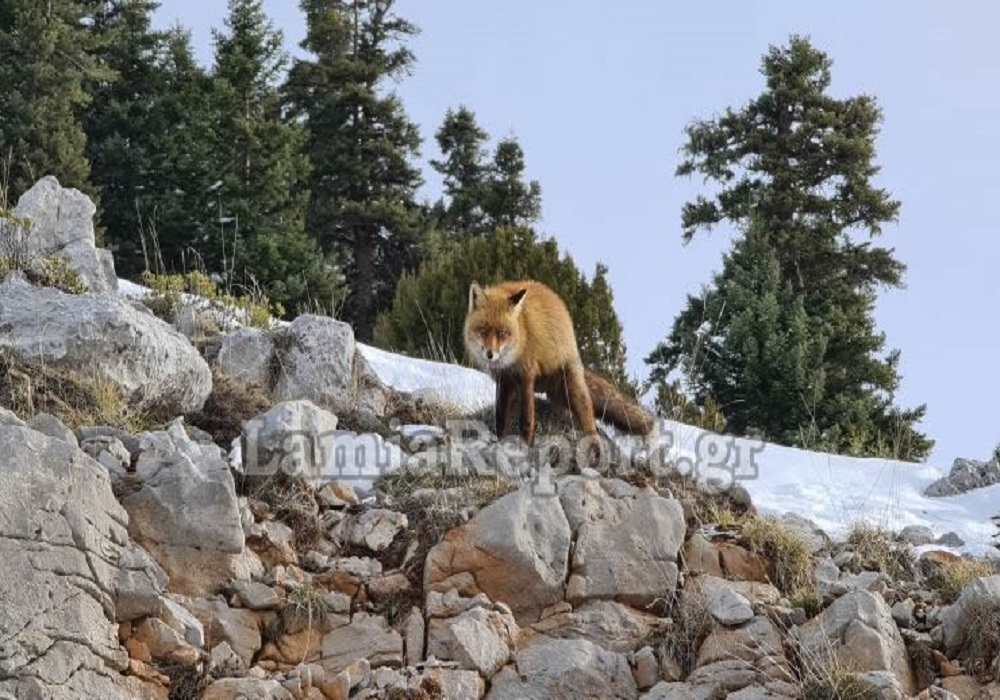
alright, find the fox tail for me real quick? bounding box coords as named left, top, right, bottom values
left=584, top=369, right=655, bottom=436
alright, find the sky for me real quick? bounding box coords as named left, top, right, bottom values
left=153, top=1, right=1000, bottom=468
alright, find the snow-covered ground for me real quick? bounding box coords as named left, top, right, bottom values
left=118, top=277, right=999, bottom=557
left=357, top=340, right=1000, bottom=558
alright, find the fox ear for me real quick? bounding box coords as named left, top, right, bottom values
left=508, top=288, right=528, bottom=309
left=469, top=282, right=485, bottom=311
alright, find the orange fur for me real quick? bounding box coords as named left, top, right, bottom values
left=463, top=279, right=653, bottom=445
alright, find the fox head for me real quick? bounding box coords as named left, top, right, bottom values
left=464, top=282, right=528, bottom=373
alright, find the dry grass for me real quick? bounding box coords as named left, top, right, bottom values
left=250, top=472, right=323, bottom=553
left=0, top=349, right=155, bottom=432
left=648, top=592, right=714, bottom=678
left=845, top=521, right=916, bottom=581
left=185, top=369, right=271, bottom=448
left=280, top=582, right=332, bottom=635
left=953, top=598, right=1000, bottom=681
left=800, top=665, right=879, bottom=700
left=741, top=515, right=815, bottom=595
left=927, top=557, right=995, bottom=604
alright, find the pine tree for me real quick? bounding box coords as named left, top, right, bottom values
left=647, top=35, right=932, bottom=460
left=211, top=0, right=340, bottom=315
left=0, top=0, right=107, bottom=198
left=484, top=137, right=541, bottom=229
left=83, top=0, right=166, bottom=271
left=373, top=227, right=630, bottom=386
left=286, top=0, right=424, bottom=339
left=430, top=106, right=490, bottom=237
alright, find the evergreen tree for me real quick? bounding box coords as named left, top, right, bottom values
left=286, top=0, right=424, bottom=339
left=647, top=35, right=932, bottom=460
left=430, top=106, right=490, bottom=237
left=0, top=0, right=107, bottom=198
left=83, top=0, right=165, bottom=271
left=212, top=0, right=340, bottom=315
left=484, top=137, right=541, bottom=229
left=374, top=226, right=630, bottom=388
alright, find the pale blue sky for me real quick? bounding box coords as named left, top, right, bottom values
left=154, top=1, right=1000, bottom=467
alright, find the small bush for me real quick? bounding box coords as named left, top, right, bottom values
left=953, top=598, right=1000, bottom=680
left=280, top=582, right=331, bottom=634
left=741, top=515, right=815, bottom=595
left=185, top=370, right=270, bottom=448
left=801, top=667, right=878, bottom=700
left=928, top=557, right=995, bottom=603
left=250, top=473, right=322, bottom=552
left=0, top=349, right=153, bottom=431
left=141, top=269, right=280, bottom=330
left=845, top=521, right=915, bottom=580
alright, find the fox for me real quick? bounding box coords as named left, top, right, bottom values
left=463, top=279, right=655, bottom=447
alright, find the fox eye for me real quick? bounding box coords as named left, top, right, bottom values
left=497, top=330, right=509, bottom=340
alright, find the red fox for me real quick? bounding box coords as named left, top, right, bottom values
left=463, top=279, right=654, bottom=446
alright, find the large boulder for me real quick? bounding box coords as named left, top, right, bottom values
left=425, top=483, right=572, bottom=623
left=925, top=456, right=1000, bottom=497
left=794, top=590, right=916, bottom=696
left=486, top=638, right=638, bottom=699
left=940, top=575, right=1000, bottom=658
left=273, top=315, right=356, bottom=413
left=241, top=399, right=338, bottom=482
left=122, top=419, right=247, bottom=595
left=13, top=176, right=117, bottom=294
left=559, top=476, right=686, bottom=610
left=0, top=424, right=162, bottom=699
left=0, top=277, right=211, bottom=414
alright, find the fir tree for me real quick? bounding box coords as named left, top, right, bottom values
left=430, top=106, right=490, bottom=237
left=286, top=0, right=424, bottom=339
left=374, top=226, right=630, bottom=388
left=0, top=0, right=107, bottom=198
left=647, top=35, right=932, bottom=460
left=211, top=0, right=340, bottom=314
left=484, top=137, right=541, bottom=230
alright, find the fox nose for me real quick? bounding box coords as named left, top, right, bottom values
left=486, top=349, right=495, bottom=360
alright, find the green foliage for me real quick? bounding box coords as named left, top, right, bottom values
left=648, top=35, right=932, bottom=461
left=0, top=0, right=108, bottom=201
left=430, top=106, right=542, bottom=238
left=286, top=0, right=425, bottom=340
left=374, top=226, right=631, bottom=388
left=141, top=269, right=279, bottom=330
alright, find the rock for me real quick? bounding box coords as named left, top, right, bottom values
left=404, top=607, right=425, bottom=664
left=560, top=477, right=685, bottom=610
left=633, top=646, right=660, bottom=690
left=855, top=671, right=907, bottom=700
left=203, top=678, right=295, bottom=700
left=427, top=605, right=519, bottom=678
left=412, top=667, right=485, bottom=699
left=324, top=429, right=405, bottom=494
left=425, top=483, right=572, bottom=623
left=320, top=613, right=403, bottom=673
left=0, top=424, right=161, bottom=699
left=208, top=641, right=247, bottom=678
left=233, top=580, right=282, bottom=610
left=122, top=419, right=245, bottom=595
left=936, top=531, right=966, bottom=548
left=81, top=434, right=132, bottom=479
left=13, top=175, right=118, bottom=293
left=131, top=617, right=200, bottom=665
left=795, top=590, right=916, bottom=696
left=216, top=327, right=275, bottom=390
left=778, top=513, right=830, bottom=554
left=683, top=533, right=724, bottom=577
left=343, top=508, right=408, bottom=552
left=526, top=600, right=669, bottom=654
left=273, top=315, right=356, bottom=414
left=27, top=412, right=77, bottom=446
left=688, top=615, right=794, bottom=695
left=717, top=542, right=770, bottom=582
left=242, top=399, right=338, bottom=482
left=641, top=683, right=698, bottom=700
left=940, top=575, right=1000, bottom=658
left=900, top=525, right=937, bottom=546
left=702, top=580, right=754, bottom=626
left=891, top=599, right=915, bottom=630
left=115, top=544, right=169, bottom=621
left=0, top=277, right=211, bottom=414
left=180, top=595, right=262, bottom=666
left=487, top=638, right=638, bottom=699
left=925, top=456, right=1000, bottom=497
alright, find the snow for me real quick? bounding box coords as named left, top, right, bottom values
left=115, top=277, right=1000, bottom=556
left=362, top=344, right=1000, bottom=558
